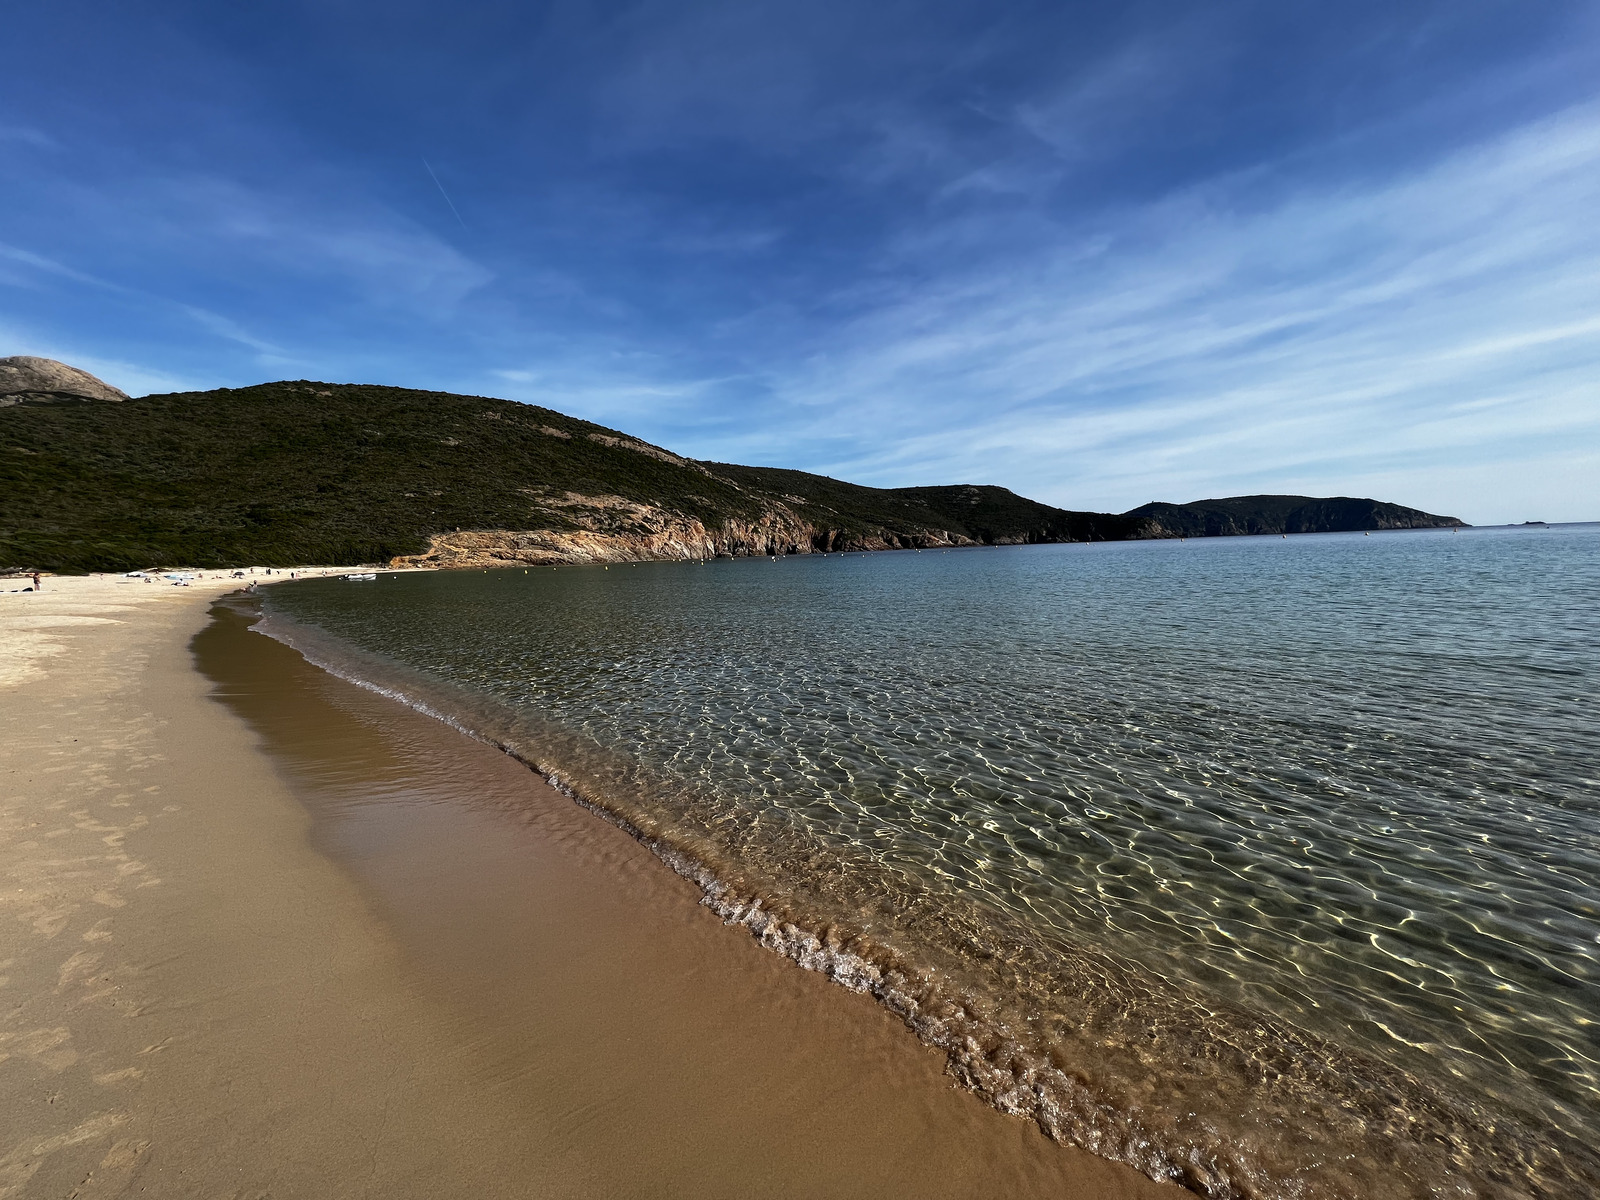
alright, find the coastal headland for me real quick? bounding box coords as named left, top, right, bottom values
left=0, top=571, right=1181, bottom=1197
left=1, top=357, right=1463, bottom=575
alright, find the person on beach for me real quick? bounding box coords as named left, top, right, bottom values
left=31, top=572, right=41, bottom=591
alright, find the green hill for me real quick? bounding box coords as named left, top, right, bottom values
left=2, top=358, right=1469, bottom=573
left=1127, top=495, right=1465, bottom=537
left=1, top=378, right=1147, bottom=573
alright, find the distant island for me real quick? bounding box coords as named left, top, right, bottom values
left=1128, top=495, right=1464, bottom=538
left=0, top=357, right=1465, bottom=572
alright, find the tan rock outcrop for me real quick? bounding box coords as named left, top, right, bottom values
left=0, top=356, right=130, bottom=406
left=390, top=493, right=979, bottom=568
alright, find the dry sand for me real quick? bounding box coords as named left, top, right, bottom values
left=1, top=572, right=1185, bottom=1198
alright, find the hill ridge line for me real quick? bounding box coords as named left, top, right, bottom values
left=1, top=368, right=1464, bottom=572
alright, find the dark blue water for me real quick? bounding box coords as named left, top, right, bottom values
left=262, top=524, right=1600, bottom=1199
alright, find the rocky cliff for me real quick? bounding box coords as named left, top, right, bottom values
left=392, top=496, right=985, bottom=568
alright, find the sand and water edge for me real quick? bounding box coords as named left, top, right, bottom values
left=0, top=573, right=1178, bottom=1199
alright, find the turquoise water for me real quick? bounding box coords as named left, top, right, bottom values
left=261, top=525, right=1600, bottom=1199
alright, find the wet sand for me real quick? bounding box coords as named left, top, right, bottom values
left=1, top=576, right=1183, bottom=1197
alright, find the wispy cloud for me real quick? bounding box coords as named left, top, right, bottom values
left=687, top=103, right=1600, bottom=522
left=153, top=173, right=495, bottom=314
left=0, top=243, right=123, bottom=291
left=0, top=123, right=56, bottom=149
left=1, top=157, right=496, bottom=387
left=486, top=359, right=740, bottom=424
left=178, top=306, right=285, bottom=356
left=3, top=2, right=1595, bottom=522
left=6, top=157, right=492, bottom=314
left=4, top=242, right=288, bottom=364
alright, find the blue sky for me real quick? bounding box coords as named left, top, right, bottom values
left=3, top=1, right=1597, bottom=523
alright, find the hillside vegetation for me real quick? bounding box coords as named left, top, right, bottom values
left=1128, top=495, right=1464, bottom=537
left=2, top=367, right=1468, bottom=573
left=1, top=380, right=1146, bottom=572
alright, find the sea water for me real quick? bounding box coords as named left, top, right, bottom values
left=261, top=524, right=1600, bottom=1199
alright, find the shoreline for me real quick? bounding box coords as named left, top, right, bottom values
left=0, top=569, right=550, bottom=1197
left=1, top=575, right=1179, bottom=1198
left=251, top=548, right=1600, bottom=1200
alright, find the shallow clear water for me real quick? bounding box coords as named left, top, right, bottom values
left=263, top=525, right=1600, bottom=1199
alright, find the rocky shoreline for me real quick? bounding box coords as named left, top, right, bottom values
left=390, top=502, right=991, bottom=568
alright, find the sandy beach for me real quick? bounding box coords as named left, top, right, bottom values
left=0, top=572, right=1181, bottom=1198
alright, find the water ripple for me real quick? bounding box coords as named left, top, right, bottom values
left=265, top=526, right=1600, bottom=1198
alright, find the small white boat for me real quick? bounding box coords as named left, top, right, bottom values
left=343, top=572, right=378, bottom=582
